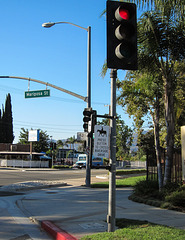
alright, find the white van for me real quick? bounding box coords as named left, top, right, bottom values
left=73, top=154, right=103, bottom=169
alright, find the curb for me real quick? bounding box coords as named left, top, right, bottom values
left=0, top=182, right=68, bottom=192
left=14, top=183, right=68, bottom=192
left=41, top=220, right=78, bottom=240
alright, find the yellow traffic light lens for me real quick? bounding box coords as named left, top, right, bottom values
left=115, top=23, right=135, bottom=40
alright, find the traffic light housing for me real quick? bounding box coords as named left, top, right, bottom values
left=91, top=110, right=97, bottom=133
left=107, top=1, right=137, bottom=70
left=83, top=107, right=92, bottom=132
left=50, top=142, right=53, bottom=150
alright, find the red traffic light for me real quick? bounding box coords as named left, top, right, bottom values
left=119, top=8, right=130, bottom=20
left=115, top=6, right=131, bottom=22
left=107, top=1, right=137, bottom=70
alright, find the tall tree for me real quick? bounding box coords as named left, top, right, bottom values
left=117, top=69, right=164, bottom=188
left=0, top=94, right=14, bottom=143
left=4, top=94, right=14, bottom=143
left=139, top=10, right=184, bottom=184
left=117, top=5, right=184, bottom=185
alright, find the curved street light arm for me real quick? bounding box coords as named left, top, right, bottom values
left=55, top=22, right=88, bottom=31
left=42, top=21, right=88, bottom=32
left=0, top=76, right=88, bottom=102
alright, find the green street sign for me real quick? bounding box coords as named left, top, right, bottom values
left=25, top=90, right=50, bottom=98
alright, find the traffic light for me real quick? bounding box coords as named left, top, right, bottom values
left=91, top=110, right=97, bottom=133
left=50, top=142, right=53, bottom=150
left=83, top=107, right=92, bottom=132
left=106, top=1, right=137, bottom=70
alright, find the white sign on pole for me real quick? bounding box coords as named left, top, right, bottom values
left=93, top=125, right=110, bottom=158
left=77, top=132, right=88, bottom=141
left=28, top=130, right=39, bottom=142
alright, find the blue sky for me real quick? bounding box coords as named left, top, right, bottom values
left=0, top=0, right=139, bottom=143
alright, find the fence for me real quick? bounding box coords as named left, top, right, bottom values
left=0, top=159, right=49, bottom=168
left=146, top=148, right=182, bottom=183
left=116, top=160, right=146, bottom=168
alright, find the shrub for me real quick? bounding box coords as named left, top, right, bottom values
left=165, top=190, right=185, bottom=208
left=133, top=179, right=159, bottom=198
left=52, top=165, right=72, bottom=169
left=161, top=182, right=181, bottom=198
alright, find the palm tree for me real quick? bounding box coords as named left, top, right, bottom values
left=66, top=136, right=77, bottom=149
left=56, top=140, right=64, bottom=148
left=66, top=136, right=77, bottom=164
left=138, top=9, right=184, bottom=184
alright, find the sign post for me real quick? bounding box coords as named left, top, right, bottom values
left=28, top=130, right=40, bottom=168
left=108, top=69, right=117, bottom=232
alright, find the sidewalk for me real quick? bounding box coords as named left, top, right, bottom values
left=15, top=176, right=185, bottom=240
left=1, top=174, right=185, bottom=240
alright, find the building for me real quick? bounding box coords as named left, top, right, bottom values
left=0, top=143, right=50, bottom=168
left=57, top=148, right=78, bottom=165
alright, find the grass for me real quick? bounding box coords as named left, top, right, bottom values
left=116, top=169, right=146, bottom=175
left=81, top=219, right=185, bottom=240
left=91, top=175, right=146, bottom=188
left=86, top=171, right=185, bottom=239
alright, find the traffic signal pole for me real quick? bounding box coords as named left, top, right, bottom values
left=107, top=69, right=117, bottom=232
left=106, top=0, right=137, bottom=232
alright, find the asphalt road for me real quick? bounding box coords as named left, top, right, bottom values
left=0, top=168, right=108, bottom=187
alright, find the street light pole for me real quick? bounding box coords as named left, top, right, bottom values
left=42, top=21, right=92, bottom=186
left=86, top=26, right=91, bottom=187
left=87, top=26, right=91, bottom=108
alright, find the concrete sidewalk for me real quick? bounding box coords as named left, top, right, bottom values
left=1, top=175, right=185, bottom=239
left=16, top=177, right=185, bottom=240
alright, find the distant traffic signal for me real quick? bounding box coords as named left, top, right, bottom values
left=50, top=142, right=53, bottom=150
left=50, top=142, right=56, bottom=150
left=83, top=107, right=92, bottom=132
left=107, top=1, right=138, bottom=70
left=53, top=143, right=56, bottom=150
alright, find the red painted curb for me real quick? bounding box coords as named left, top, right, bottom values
left=41, top=220, right=78, bottom=240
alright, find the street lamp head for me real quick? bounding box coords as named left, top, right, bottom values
left=42, top=22, right=55, bottom=28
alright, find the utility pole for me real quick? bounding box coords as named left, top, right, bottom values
left=107, top=69, right=117, bottom=232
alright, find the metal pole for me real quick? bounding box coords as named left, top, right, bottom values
left=30, top=142, right=32, bottom=168
left=107, top=69, right=117, bottom=232
left=85, top=26, right=91, bottom=187
left=87, top=26, right=91, bottom=108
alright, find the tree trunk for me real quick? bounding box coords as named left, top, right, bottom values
left=163, top=74, right=175, bottom=185
left=153, top=96, right=163, bottom=190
